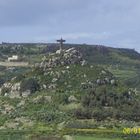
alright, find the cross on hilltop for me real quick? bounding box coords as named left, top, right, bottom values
left=56, top=38, right=66, bottom=51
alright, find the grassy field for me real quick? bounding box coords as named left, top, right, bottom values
left=107, top=68, right=137, bottom=80
left=0, top=134, right=124, bottom=140
left=74, top=136, right=122, bottom=140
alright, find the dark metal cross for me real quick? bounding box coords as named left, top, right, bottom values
left=57, top=38, right=66, bottom=50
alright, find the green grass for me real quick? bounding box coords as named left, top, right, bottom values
left=107, top=66, right=140, bottom=89
left=108, top=68, right=137, bottom=80
left=74, top=135, right=122, bottom=140
left=59, top=103, right=81, bottom=111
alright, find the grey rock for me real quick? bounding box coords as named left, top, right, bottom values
left=9, top=91, right=21, bottom=99
left=22, top=90, right=31, bottom=98
left=48, top=84, right=56, bottom=89
left=68, top=95, right=77, bottom=103
left=110, top=79, right=116, bottom=85
left=96, top=79, right=101, bottom=85
left=52, top=78, right=58, bottom=83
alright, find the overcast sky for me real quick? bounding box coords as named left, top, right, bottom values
left=0, top=0, right=140, bottom=52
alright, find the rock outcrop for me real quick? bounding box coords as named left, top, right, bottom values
left=39, top=48, right=86, bottom=71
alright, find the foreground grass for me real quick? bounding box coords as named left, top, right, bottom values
left=0, top=134, right=123, bottom=140
left=74, top=136, right=122, bottom=140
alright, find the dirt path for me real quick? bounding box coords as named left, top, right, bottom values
left=63, top=135, right=74, bottom=140
left=0, top=61, right=29, bottom=67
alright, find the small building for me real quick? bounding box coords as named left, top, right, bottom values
left=8, top=55, right=19, bottom=62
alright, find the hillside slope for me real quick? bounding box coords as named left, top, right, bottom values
left=0, top=45, right=140, bottom=139
left=0, top=43, right=140, bottom=89
left=42, top=44, right=140, bottom=89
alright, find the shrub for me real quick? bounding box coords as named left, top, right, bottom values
left=20, top=78, right=40, bottom=94
left=14, top=74, right=25, bottom=82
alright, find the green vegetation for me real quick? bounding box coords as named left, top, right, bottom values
left=0, top=43, right=140, bottom=139
left=20, top=78, right=40, bottom=93
left=75, top=135, right=122, bottom=140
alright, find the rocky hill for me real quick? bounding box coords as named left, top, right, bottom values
left=0, top=48, right=139, bottom=129
left=0, top=47, right=119, bottom=98
left=0, top=44, right=140, bottom=139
